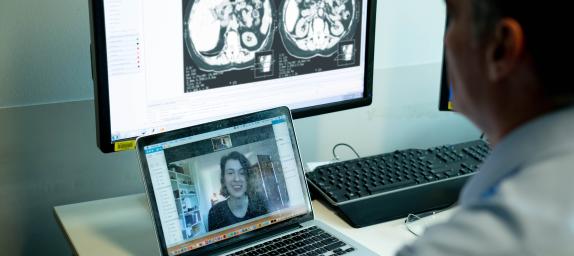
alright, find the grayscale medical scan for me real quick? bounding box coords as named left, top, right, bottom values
left=182, top=0, right=361, bottom=92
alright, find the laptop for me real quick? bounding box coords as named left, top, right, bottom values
left=136, top=106, right=378, bottom=256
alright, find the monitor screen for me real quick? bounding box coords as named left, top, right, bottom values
left=89, top=0, right=377, bottom=152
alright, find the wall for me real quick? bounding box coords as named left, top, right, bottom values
left=0, top=102, right=143, bottom=255
left=0, top=0, right=93, bottom=107
left=0, top=0, right=479, bottom=255
left=0, top=0, right=446, bottom=108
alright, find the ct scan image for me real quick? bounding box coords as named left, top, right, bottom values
left=182, top=0, right=362, bottom=93
left=279, top=0, right=358, bottom=58
left=183, top=0, right=275, bottom=72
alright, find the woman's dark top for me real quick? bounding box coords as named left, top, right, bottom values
left=208, top=196, right=268, bottom=231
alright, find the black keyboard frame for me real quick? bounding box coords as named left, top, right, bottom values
left=306, top=140, right=489, bottom=228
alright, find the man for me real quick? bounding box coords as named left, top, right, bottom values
left=397, top=0, right=574, bottom=255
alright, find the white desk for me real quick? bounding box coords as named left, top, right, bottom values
left=54, top=194, right=455, bottom=256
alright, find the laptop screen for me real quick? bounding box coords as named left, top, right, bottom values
left=138, top=108, right=312, bottom=255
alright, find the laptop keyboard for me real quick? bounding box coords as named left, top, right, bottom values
left=227, top=226, right=355, bottom=256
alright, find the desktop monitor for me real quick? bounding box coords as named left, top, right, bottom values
left=438, top=54, right=453, bottom=111
left=89, top=0, right=378, bottom=153
left=438, top=15, right=453, bottom=112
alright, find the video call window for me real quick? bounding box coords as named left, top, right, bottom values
left=163, top=125, right=291, bottom=240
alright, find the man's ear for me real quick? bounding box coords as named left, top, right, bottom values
left=486, top=18, right=525, bottom=82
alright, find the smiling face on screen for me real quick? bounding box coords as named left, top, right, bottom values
left=223, top=159, right=248, bottom=199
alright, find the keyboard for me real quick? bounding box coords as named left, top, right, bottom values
left=305, top=140, right=490, bottom=228
left=227, top=226, right=355, bottom=256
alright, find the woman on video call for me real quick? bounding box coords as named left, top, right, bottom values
left=208, top=151, right=268, bottom=231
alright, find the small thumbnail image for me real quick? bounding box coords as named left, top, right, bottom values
left=337, top=41, right=356, bottom=66
left=212, top=135, right=232, bottom=151
left=254, top=51, right=274, bottom=78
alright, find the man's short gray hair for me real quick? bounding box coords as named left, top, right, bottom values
left=468, top=0, right=574, bottom=105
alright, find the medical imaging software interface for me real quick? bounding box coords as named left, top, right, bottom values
left=103, top=0, right=368, bottom=141
left=143, top=116, right=310, bottom=255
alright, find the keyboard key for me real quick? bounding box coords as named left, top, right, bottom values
left=295, top=248, right=306, bottom=254
left=304, top=244, right=315, bottom=251
left=430, top=167, right=452, bottom=174
left=368, top=180, right=416, bottom=194
left=357, top=190, right=370, bottom=197
left=324, top=241, right=346, bottom=251
left=345, top=193, right=359, bottom=200
left=322, top=237, right=339, bottom=245
left=445, top=171, right=458, bottom=177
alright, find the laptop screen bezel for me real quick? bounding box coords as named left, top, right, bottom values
left=136, top=106, right=314, bottom=256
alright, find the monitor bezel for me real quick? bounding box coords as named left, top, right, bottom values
left=89, top=0, right=377, bottom=153
left=438, top=15, right=452, bottom=111
left=438, top=52, right=451, bottom=111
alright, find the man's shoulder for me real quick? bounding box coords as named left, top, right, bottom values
left=491, top=150, right=574, bottom=209
left=474, top=156, right=574, bottom=255
left=509, top=150, right=574, bottom=194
